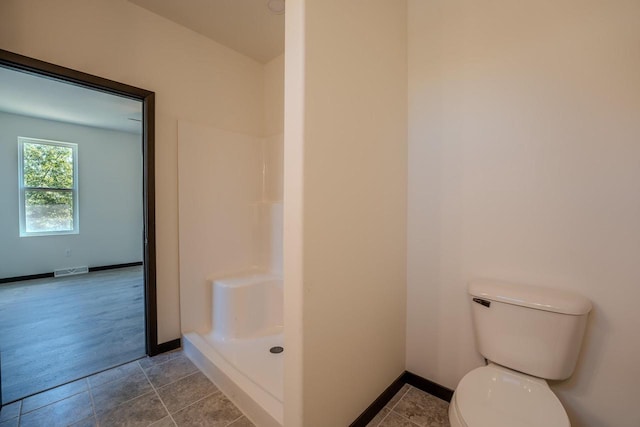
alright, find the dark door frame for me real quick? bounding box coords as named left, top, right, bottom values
left=0, top=48, right=162, bottom=358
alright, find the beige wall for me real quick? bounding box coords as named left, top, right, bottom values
left=406, top=1, right=640, bottom=426
left=284, top=1, right=408, bottom=424
left=0, top=0, right=265, bottom=343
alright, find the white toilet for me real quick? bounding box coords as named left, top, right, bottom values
left=449, top=279, right=592, bottom=427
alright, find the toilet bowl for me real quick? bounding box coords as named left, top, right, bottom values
left=448, top=364, right=569, bottom=427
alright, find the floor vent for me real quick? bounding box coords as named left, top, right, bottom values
left=54, top=266, right=89, bottom=277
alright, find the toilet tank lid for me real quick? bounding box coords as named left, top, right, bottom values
left=468, top=279, right=592, bottom=315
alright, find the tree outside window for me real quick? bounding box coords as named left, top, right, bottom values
left=18, top=137, right=79, bottom=236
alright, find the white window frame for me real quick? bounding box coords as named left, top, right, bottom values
left=18, top=137, right=79, bottom=237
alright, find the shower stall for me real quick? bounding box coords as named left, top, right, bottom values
left=177, top=120, right=284, bottom=426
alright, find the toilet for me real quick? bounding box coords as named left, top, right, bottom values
left=449, top=279, right=592, bottom=427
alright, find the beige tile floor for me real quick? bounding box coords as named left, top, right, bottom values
left=366, top=384, right=450, bottom=427
left=0, top=350, right=254, bottom=427
left=0, top=349, right=450, bottom=427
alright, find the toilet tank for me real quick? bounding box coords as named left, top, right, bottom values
left=469, top=279, right=592, bottom=380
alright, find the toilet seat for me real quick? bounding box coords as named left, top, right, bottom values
left=452, top=364, right=570, bottom=427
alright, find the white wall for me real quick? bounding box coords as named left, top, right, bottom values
left=0, top=112, right=142, bottom=278
left=0, top=0, right=265, bottom=342
left=284, top=1, right=408, bottom=424
left=406, top=1, right=640, bottom=426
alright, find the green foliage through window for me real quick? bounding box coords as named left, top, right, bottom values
left=23, top=143, right=74, bottom=189
left=19, top=139, right=78, bottom=235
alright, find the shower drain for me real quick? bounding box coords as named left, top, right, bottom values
left=269, top=346, right=284, bottom=354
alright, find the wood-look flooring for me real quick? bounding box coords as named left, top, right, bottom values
left=0, top=266, right=145, bottom=404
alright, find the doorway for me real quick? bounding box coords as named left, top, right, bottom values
left=0, top=49, right=158, bottom=405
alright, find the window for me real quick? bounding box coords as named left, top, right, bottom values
left=18, top=137, right=79, bottom=236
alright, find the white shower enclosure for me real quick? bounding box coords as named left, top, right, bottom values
left=177, top=120, right=284, bottom=426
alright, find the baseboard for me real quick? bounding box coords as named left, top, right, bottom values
left=349, top=371, right=408, bottom=427
left=403, top=371, right=454, bottom=403
left=0, top=262, right=143, bottom=284
left=153, top=338, right=182, bottom=355
left=89, top=261, right=143, bottom=272
left=0, top=272, right=53, bottom=284
left=350, top=371, right=454, bottom=427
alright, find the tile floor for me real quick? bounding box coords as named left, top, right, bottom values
left=366, top=384, right=450, bottom=427
left=0, top=350, right=254, bottom=427
left=0, top=348, right=449, bottom=427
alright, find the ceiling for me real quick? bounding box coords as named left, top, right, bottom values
left=129, top=0, right=285, bottom=64
left=0, top=1, right=285, bottom=133
left=0, top=66, right=142, bottom=134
